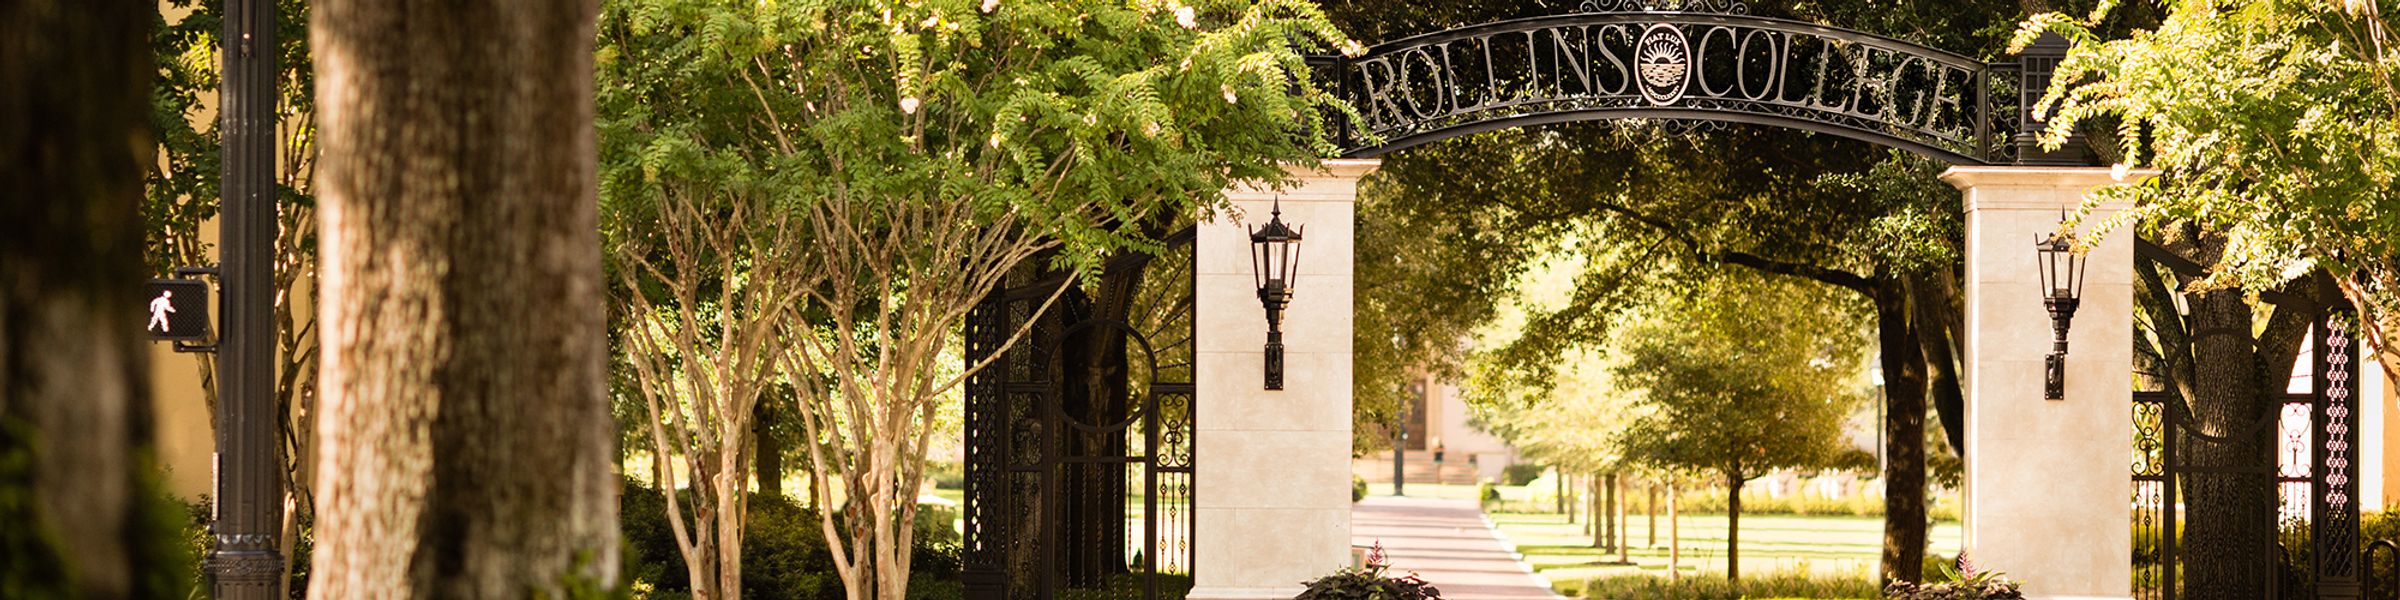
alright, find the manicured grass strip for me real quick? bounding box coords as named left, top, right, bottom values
left=1486, top=511, right=1960, bottom=597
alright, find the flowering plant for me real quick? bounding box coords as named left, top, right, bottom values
left=1295, top=542, right=1443, bottom=600
left=1884, top=554, right=2024, bottom=600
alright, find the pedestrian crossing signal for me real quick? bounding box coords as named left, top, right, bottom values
left=145, top=279, right=211, bottom=341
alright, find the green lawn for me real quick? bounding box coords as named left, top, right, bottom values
left=1486, top=510, right=1961, bottom=594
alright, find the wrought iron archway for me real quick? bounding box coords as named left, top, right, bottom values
left=1312, top=0, right=2083, bottom=166
left=962, top=229, right=1198, bottom=600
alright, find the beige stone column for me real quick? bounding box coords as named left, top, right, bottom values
left=1943, top=167, right=2150, bottom=600
left=1187, top=159, right=1375, bottom=600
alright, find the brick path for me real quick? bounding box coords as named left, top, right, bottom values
left=1351, top=496, right=1566, bottom=600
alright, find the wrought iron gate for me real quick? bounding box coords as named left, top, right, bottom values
left=2132, top=307, right=2365, bottom=599
left=962, top=230, right=1197, bottom=600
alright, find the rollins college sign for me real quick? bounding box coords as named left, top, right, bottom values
left=1316, top=1, right=2037, bottom=165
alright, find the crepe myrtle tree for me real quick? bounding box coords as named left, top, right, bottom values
left=597, top=0, right=1363, bottom=597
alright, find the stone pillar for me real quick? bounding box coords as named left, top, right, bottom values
left=1943, top=166, right=2150, bottom=600
left=1188, top=159, right=1375, bottom=599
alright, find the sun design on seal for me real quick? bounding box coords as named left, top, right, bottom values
left=1638, top=36, right=1688, bottom=90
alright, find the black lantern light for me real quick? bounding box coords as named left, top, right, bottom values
left=1249, top=198, right=1304, bottom=390
left=2035, top=212, right=2085, bottom=401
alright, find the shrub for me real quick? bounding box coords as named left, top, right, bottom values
left=1477, top=481, right=1501, bottom=506
left=742, top=493, right=844, bottom=600
left=1679, top=489, right=1879, bottom=518
left=179, top=496, right=313, bottom=595
left=1578, top=569, right=1877, bottom=599
left=1501, top=463, right=1546, bottom=486
left=1884, top=555, right=2022, bottom=600
left=1663, top=488, right=1963, bottom=520
left=924, top=460, right=965, bottom=490
left=1298, top=543, right=1442, bottom=599
left=622, top=477, right=965, bottom=599
left=914, top=503, right=961, bottom=548
left=1483, top=498, right=1556, bottom=514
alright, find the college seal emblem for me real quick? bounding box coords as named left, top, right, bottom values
left=1637, top=23, right=1690, bottom=105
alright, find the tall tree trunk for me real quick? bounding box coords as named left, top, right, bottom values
left=1872, top=275, right=1929, bottom=585
left=1613, top=473, right=1629, bottom=564
left=1647, top=484, right=1658, bottom=548
left=1667, top=481, right=1681, bottom=579
left=1724, top=470, right=1741, bottom=581
left=757, top=401, right=783, bottom=499
left=1909, top=272, right=1967, bottom=456
left=1557, top=469, right=1568, bottom=521
left=308, top=1, right=617, bottom=596
left=0, top=4, right=168, bottom=597
left=2168, top=229, right=2273, bottom=600
left=1602, top=473, right=1617, bottom=552
left=1590, top=474, right=1604, bottom=549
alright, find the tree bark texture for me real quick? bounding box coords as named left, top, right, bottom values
left=1647, top=485, right=1658, bottom=548
left=1590, top=474, right=1604, bottom=550
left=308, top=1, right=616, bottom=596
left=1872, top=275, right=1928, bottom=585
left=1603, top=473, right=1616, bottom=552
left=1908, top=272, right=1967, bottom=457
left=1667, top=482, right=1681, bottom=578
left=1725, top=470, right=1742, bottom=581
left=1613, top=474, right=1628, bottom=564
left=2159, top=228, right=2280, bottom=600
left=0, top=3, right=162, bottom=597
left=757, top=402, right=783, bottom=499
left=1555, top=469, right=1567, bottom=520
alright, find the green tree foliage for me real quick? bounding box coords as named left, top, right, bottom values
left=1610, top=272, right=1871, bottom=581
left=1352, top=174, right=1551, bottom=452
left=2019, top=0, right=2400, bottom=375
left=596, top=0, right=1360, bottom=596
left=1463, top=243, right=1637, bottom=479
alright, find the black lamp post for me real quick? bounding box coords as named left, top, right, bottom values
left=1249, top=198, right=1304, bottom=390
left=2036, top=215, right=2086, bottom=400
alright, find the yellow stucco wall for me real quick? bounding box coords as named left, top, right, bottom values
left=152, top=347, right=215, bottom=499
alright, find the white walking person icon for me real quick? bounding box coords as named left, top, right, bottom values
left=148, top=289, right=176, bottom=332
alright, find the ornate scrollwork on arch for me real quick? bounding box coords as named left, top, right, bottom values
left=1578, top=0, right=1750, bottom=14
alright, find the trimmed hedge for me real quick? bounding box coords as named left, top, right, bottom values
left=1575, top=570, right=1877, bottom=599
left=1500, top=464, right=1545, bottom=486
left=1671, top=490, right=1962, bottom=521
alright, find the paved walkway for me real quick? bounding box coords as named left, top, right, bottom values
left=1351, top=496, right=1565, bottom=600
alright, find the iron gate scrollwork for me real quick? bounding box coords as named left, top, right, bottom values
left=963, top=229, right=1198, bottom=600
left=2132, top=304, right=2367, bottom=600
